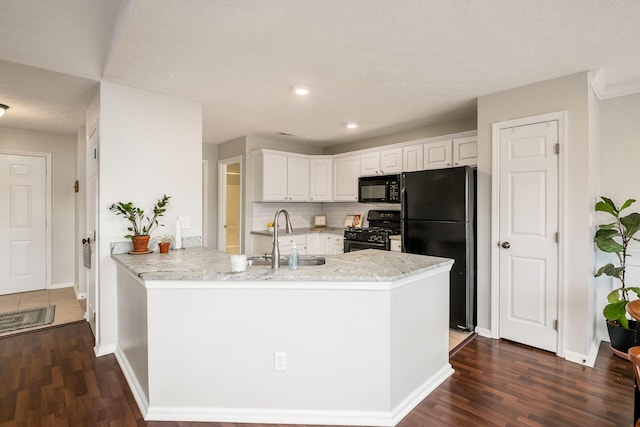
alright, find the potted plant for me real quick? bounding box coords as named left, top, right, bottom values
left=595, top=196, right=640, bottom=357
left=109, top=194, right=171, bottom=252
left=153, top=234, right=175, bottom=253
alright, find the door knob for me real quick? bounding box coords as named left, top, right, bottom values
left=501, top=241, right=511, bottom=249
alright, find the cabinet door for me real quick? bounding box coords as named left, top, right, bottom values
left=262, top=152, right=288, bottom=200
left=403, top=144, right=423, bottom=172
left=453, top=136, right=478, bottom=167
left=279, top=234, right=307, bottom=255
left=310, top=158, right=333, bottom=202
left=328, top=235, right=344, bottom=254
left=360, top=152, right=380, bottom=176
left=380, top=148, right=402, bottom=174
left=423, top=140, right=453, bottom=170
left=287, top=156, right=310, bottom=201
left=333, top=155, right=360, bottom=201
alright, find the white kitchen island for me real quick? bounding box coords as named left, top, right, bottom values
left=112, top=248, right=453, bottom=426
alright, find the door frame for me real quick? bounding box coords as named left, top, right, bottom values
left=490, top=111, right=567, bottom=357
left=218, top=156, right=243, bottom=253
left=0, top=150, right=52, bottom=289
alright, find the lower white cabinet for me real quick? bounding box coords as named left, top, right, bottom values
left=307, top=232, right=344, bottom=255
left=278, top=234, right=307, bottom=255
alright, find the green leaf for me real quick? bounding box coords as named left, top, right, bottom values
left=597, top=264, right=624, bottom=279
left=594, top=230, right=623, bottom=253
left=620, top=199, right=637, bottom=212
left=598, top=222, right=617, bottom=230
left=606, top=288, right=624, bottom=303
left=621, top=212, right=640, bottom=238
left=603, top=301, right=626, bottom=319
left=627, top=287, right=640, bottom=299
left=596, top=198, right=618, bottom=216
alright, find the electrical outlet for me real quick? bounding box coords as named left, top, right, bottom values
left=180, top=216, right=190, bottom=229
left=274, top=352, right=286, bottom=371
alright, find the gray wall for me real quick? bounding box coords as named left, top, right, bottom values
left=202, top=143, right=218, bottom=249
left=0, top=127, right=76, bottom=287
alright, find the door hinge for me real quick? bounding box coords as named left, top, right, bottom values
left=94, top=148, right=97, bottom=159
left=555, top=143, right=560, bottom=155
left=553, top=319, right=558, bottom=331
left=555, top=232, right=559, bottom=243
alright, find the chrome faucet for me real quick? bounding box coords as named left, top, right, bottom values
left=272, top=208, right=294, bottom=268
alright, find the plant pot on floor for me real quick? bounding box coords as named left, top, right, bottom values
left=132, top=235, right=151, bottom=252
left=158, top=242, right=170, bottom=253
left=607, top=320, right=638, bottom=359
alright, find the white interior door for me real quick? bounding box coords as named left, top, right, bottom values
left=0, top=153, right=47, bottom=295
left=86, top=126, right=98, bottom=334
left=498, top=121, right=559, bottom=352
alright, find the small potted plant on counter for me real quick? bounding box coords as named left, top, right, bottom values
left=154, top=234, right=175, bottom=253
left=109, top=194, right=171, bottom=253
left=595, top=196, right=640, bottom=358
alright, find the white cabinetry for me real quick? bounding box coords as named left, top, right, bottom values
left=452, top=136, right=478, bottom=167
left=423, top=139, right=453, bottom=170
left=279, top=234, right=307, bottom=255
left=403, top=144, right=423, bottom=172
left=360, top=148, right=402, bottom=176
left=310, top=157, right=333, bottom=202
left=333, top=155, right=360, bottom=201
left=423, top=135, right=477, bottom=170
left=307, top=233, right=344, bottom=255
left=253, top=150, right=310, bottom=202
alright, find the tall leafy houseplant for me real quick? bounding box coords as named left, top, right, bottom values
left=595, top=197, right=640, bottom=329
left=110, top=195, right=171, bottom=252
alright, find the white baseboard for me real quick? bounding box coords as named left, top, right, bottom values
left=475, top=326, right=492, bottom=338
left=94, top=342, right=116, bottom=357
left=115, top=345, right=150, bottom=418
left=141, top=364, right=454, bottom=426
left=563, top=338, right=600, bottom=368
left=49, top=281, right=74, bottom=290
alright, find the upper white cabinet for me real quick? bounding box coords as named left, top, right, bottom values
left=310, top=157, right=333, bottom=202
left=333, top=155, right=360, bottom=201
left=423, top=134, right=477, bottom=170
left=360, top=148, right=402, bottom=176
left=423, top=139, right=453, bottom=170
left=253, top=150, right=310, bottom=202
left=403, top=144, right=423, bottom=172
left=453, top=136, right=478, bottom=167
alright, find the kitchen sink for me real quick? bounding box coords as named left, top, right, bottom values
left=246, top=255, right=326, bottom=267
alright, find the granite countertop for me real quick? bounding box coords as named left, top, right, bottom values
left=112, top=247, right=452, bottom=283
left=250, top=227, right=345, bottom=237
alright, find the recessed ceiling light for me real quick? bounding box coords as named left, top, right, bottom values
left=346, top=121, right=359, bottom=129
left=0, top=104, right=9, bottom=118
left=293, top=84, right=311, bottom=95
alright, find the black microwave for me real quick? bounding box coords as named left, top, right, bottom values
left=358, top=174, right=401, bottom=203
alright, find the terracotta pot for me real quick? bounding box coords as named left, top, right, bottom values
left=158, top=242, right=170, bottom=253
left=132, top=235, right=151, bottom=252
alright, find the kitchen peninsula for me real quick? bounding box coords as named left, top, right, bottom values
left=112, top=247, right=453, bottom=426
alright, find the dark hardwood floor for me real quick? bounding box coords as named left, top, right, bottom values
left=0, top=321, right=634, bottom=426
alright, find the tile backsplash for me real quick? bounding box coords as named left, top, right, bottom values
left=252, top=202, right=399, bottom=230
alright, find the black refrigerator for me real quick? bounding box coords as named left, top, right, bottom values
left=401, top=166, right=476, bottom=331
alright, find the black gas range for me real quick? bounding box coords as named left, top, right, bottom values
left=343, top=210, right=401, bottom=252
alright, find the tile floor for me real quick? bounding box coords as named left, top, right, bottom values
left=0, top=287, right=85, bottom=337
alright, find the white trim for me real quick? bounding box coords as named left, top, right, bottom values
left=49, top=281, right=75, bottom=289
left=94, top=342, right=116, bottom=357
left=589, top=68, right=640, bottom=100
left=142, top=364, right=453, bottom=426
left=563, top=337, right=601, bottom=368
left=474, top=326, right=492, bottom=338
left=490, top=111, right=568, bottom=358
left=115, top=344, right=150, bottom=418
left=0, top=150, right=52, bottom=291
left=217, top=156, right=243, bottom=252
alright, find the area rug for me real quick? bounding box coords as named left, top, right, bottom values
left=0, top=306, right=56, bottom=333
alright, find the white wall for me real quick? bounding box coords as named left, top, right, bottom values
left=202, top=143, right=218, bottom=248
left=478, top=72, right=596, bottom=359
left=0, top=127, right=76, bottom=287
left=97, top=81, right=202, bottom=353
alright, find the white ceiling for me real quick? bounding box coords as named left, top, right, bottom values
left=0, top=0, right=639, bottom=147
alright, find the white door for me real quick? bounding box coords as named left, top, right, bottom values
left=86, top=126, right=98, bottom=334
left=0, top=153, right=47, bottom=295
left=498, top=121, right=558, bottom=352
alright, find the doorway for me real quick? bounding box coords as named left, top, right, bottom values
left=491, top=112, right=566, bottom=355
left=218, top=156, right=242, bottom=254
left=0, top=152, right=49, bottom=296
